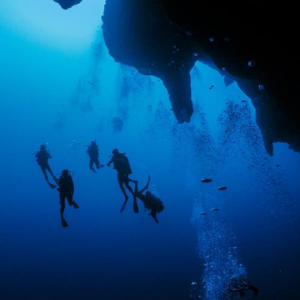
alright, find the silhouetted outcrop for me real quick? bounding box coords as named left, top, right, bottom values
left=102, top=0, right=200, bottom=123
left=54, top=0, right=300, bottom=154
left=53, top=0, right=83, bottom=9
left=102, top=0, right=300, bottom=154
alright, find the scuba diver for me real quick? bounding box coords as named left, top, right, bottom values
left=35, top=144, right=58, bottom=189
left=107, top=149, right=138, bottom=213
left=135, top=175, right=164, bottom=224
left=57, top=169, right=79, bottom=228
left=87, top=141, right=104, bottom=173
left=227, top=275, right=259, bottom=298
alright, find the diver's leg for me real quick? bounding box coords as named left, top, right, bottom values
left=67, top=194, right=79, bottom=209
left=46, top=164, right=55, bottom=178
left=60, top=196, right=65, bottom=217
left=67, top=194, right=73, bottom=206
left=45, top=164, right=58, bottom=185
left=118, top=174, right=129, bottom=213
left=90, top=159, right=97, bottom=173
left=60, top=195, right=68, bottom=228
left=134, top=181, right=139, bottom=194
left=124, top=180, right=135, bottom=196
left=118, top=174, right=128, bottom=199
left=41, top=167, right=49, bottom=182
left=42, top=166, right=56, bottom=188
left=128, top=178, right=138, bottom=185
left=124, top=178, right=139, bottom=213
left=95, top=158, right=100, bottom=169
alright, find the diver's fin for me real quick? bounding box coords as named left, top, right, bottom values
left=145, top=173, right=151, bottom=190
left=92, top=168, right=97, bottom=173
left=61, top=218, right=69, bottom=228
left=150, top=211, right=159, bottom=224
left=137, top=173, right=151, bottom=194
left=120, top=199, right=128, bottom=213
left=133, top=197, right=139, bottom=214
left=72, top=201, right=79, bottom=209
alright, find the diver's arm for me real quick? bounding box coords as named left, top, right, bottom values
left=58, top=178, right=62, bottom=188
left=107, top=157, right=114, bottom=166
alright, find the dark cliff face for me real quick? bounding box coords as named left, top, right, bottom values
left=158, top=0, right=300, bottom=154
left=53, top=0, right=83, bottom=9
left=53, top=0, right=300, bottom=154
left=102, top=0, right=201, bottom=123
left=101, top=0, right=300, bottom=154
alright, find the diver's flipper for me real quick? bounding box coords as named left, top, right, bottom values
left=72, top=201, right=79, bottom=209
left=120, top=199, right=128, bottom=213
left=133, top=197, right=139, bottom=214
left=145, top=173, right=151, bottom=190
left=48, top=182, right=57, bottom=189
left=137, top=173, right=151, bottom=194
left=61, top=218, right=69, bottom=228
left=150, top=211, right=159, bottom=224
left=92, top=168, right=97, bottom=173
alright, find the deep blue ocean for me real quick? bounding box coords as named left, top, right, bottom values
left=0, top=1, right=300, bottom=300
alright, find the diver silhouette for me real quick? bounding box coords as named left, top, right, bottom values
left=107, top=149, right=138, bottom=213
left=135, top=174, right=164, bottom=224
left=35, top=144, right=58, bottom=189
left=87, top=141, right=104, bottom=173
left=57, top=169, right=79, bottom=228
left=227, top=275, right=259, bottom=298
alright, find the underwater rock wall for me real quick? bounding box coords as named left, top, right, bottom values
left=102, top=0, right=199, bottom=123
left=101, top=0, right=300, bottom=154
left=53, top=0, right=83, bottom=9
left=158, top=0, right=300, bottom=155
left=54, top=0, right=300, bottom=154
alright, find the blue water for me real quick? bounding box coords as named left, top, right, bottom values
left=0, top=1, right=300, bottom=299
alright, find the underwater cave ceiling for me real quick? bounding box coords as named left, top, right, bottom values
left=53, top=0, right=83, bottom=10
left=54, top=0, right=300, bottom=155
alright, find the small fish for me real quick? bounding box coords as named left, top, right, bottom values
left=211, top=208, right=220, bottom=212
left=200, top=212, right=207, bottom=216
left=202, top=178, right=212, bottom=183
left=248, top=60, right=256, bottom=67
left=209, top=85, right=214, bottom=90
left=242, top=100, right=247, bottom=103
left=218, top=187, right=227, bottom=191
